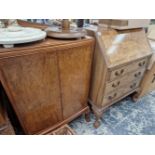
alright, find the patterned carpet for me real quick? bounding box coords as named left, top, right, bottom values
left=69, top=90, right=155, bottom=135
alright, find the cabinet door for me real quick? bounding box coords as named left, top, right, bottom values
left=0, top=102, right=15, bottom=135
left=0, top=104, right=5, bottom=127
left=58, top=43, right=92, bottom=119
left=0, top=51, right=62, bottom=134
left=0, top=87, right=6, bottom=127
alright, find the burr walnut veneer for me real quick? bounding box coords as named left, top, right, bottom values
left=86, top=27, right=152, bottom=128
left=0, top=37, right=94, bottom=134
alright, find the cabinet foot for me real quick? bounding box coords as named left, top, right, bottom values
left=84, top=110, right=90, bottom=122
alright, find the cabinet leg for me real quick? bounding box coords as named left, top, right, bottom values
left=84, top=109, right=90, bottom=122
left=90, top=102, right=103, bottom=128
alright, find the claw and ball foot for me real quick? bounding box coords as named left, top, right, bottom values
left=93, top=112, right=103, bottom=128
left=94, top=120, right=100, bottom=128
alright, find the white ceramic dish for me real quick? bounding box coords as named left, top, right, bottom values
left=0, top=26, right=47, bottom=48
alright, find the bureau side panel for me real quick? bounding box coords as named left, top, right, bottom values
left=89, top=43, right=107, bottom=107
left=136, top=58, right=155, bottom=98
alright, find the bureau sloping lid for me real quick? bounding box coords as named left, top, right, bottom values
left=97, top=29, right=152, bottom=68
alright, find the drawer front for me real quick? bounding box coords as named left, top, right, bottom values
left=104, top=68, right=146, bottom=95
left=102, top=80, right=141, bottom=107
left=109, top=58, right=148, bottom=81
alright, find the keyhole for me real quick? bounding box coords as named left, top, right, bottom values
left=152, top=74, right=155, bottom=83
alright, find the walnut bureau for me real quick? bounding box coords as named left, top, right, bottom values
left=0, top=37, right=94, bottom=134
left=86, top=27, right=152, bottom=128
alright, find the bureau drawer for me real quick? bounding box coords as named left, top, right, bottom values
left=104, top=67, right=146, bottom=95
left=109, top=58, right=148, bottom=81
left=102, top=80, right=141, bottom=107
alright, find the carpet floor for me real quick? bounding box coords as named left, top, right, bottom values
left=70, top=90, right=155, bottom=135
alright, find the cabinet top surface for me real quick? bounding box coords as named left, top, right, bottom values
left=97, top=29, right=152, bottom=67
left=0, top=37, right=93, bottom=58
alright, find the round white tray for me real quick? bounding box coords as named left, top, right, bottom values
left=0, top=26, right=47, bottom=48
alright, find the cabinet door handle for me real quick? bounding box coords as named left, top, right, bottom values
left=112, top=81, right=120, bottom=88
left=138, top=61, right=145, bottom=67
left=130, top=83, right=137, bottom=89
left=134, top=72, right=141, bottom=78
left=115, top=69, right=124, bottom=76
left=108, top=93, right=117, bottom=100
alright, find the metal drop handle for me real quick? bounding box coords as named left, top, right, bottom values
left=138, top=61, right=145, bottom=67
left=134, top=72, right=141, bottom=78
left=112, top=81, right=120, bottom=88
left=115, top=69, right=124, bottom=76
left=108, top=93, right=117, bottom=100
left=130, top=83, right=137, bottom=89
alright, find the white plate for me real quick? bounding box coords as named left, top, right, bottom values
left=0, top=26, right=47, bottom=48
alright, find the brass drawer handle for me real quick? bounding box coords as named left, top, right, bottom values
left=130, top=82, right=137, bottom=89
left=112, top=81, right=120, bottom=88
left=115, top=69, right=124, bottom=76
left=134, top=71, right=141, bottom=78
left=108, top=93, right=117, bottom=100
left=138, top=61, right=146, bottom=67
